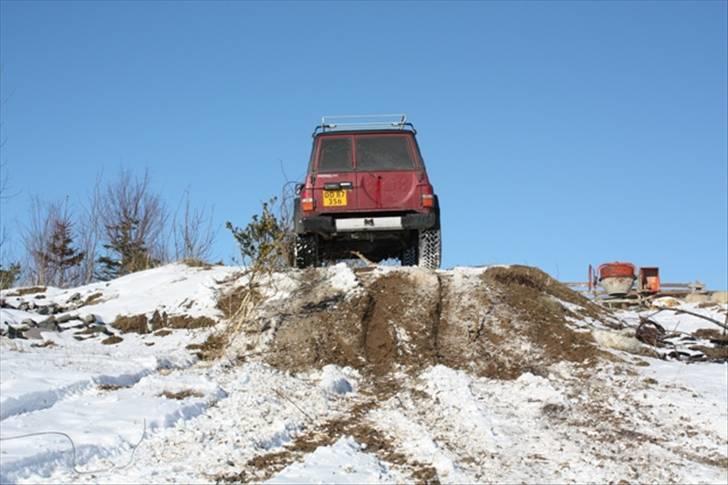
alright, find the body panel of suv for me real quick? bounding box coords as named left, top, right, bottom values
left=294, top=121, right=441, bottom=268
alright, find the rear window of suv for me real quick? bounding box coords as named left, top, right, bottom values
left=355, top=135, right=414, bottom=170
left=318, top=138, right=352, bottom=172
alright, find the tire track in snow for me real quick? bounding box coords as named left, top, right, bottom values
left=0, top=369, right=226, bottom=484
left=0, top=355, right=197, bottom=422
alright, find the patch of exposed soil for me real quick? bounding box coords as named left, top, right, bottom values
left=154, top=329, right=172, bottom=337
left=217, top=284, right=259, bottom=320
left=149, top=310, right=216, bottom=330
left=159, top=389, right=203, bottom=400
left=82, top=292, right=104, bottom=306
left=6, top=286, right=47, bottom=297
left=252, top=266, right=608, bottom=380
left=101, top=335, right=123, bottom=345
left=181, top=258, right=213, bottom=269
left=688, top=345, right=728, bottom=361
left=693, top=328, right=728, bottom=342
left=218, top=378, right=438, bottom=483
left=98, top=383, right=129, bottom=391
left=30, top=340, right=56, bottom=348
left=191, top=333, right=228, bottom=360
left=262, top=271, right=440, bottom=376
left=113, top=314, right=149, bottom=334
left=435, top=266, right=606, bottom=379
left=167, top=315, right=216, bottom=329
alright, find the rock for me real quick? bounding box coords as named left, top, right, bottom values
left=18, top=302, right=30, bottom=311
left=91, top=323, right=112, bottom=336
left=56, top=313, right=76, bottom=323
left=636, top=320, right=666, bottom=347
left=592, top=329, right=653, bottom=356
left=37, top=305, right=50, bottom=315
left=37, top=317, right=59, bottom=331
left=23, top=327, right=44, bottom=340
left=685, top=293, right=710, bottom=304
left=82, top=314, right=97, bottom=324
left=0, top=298, right=11, bottom=309
left=652, top=296, right=682, bottom=308
left=67, top=292, right=82, bottom=302
left=21, top=318, right=36, bottom=326
left=149, top=310, right=168, bottom=331
left=7, top=325, right=26, bottom=339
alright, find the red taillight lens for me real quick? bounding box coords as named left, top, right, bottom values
left=421, top=185, right=435, bottom=208
left=301, top=188, right=315, bottom=212
left=301, top=198, right=314, bottom=211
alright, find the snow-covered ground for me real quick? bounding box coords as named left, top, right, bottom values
left=1, top=263, right=726, bottom=484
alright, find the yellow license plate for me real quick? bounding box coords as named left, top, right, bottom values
left=323, top=190, right=347, bottom=207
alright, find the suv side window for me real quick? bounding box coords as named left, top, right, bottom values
left=318, top=137, right=353, bottom=172
left=355, top=135, right=414, bottom=170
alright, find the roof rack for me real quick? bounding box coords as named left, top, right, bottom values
left=312, top=114, right=417, bottom=137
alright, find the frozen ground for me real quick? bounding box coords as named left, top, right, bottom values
left=1, top=263, right=726, bottom=484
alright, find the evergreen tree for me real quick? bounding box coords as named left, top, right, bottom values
left=97, top=215, right=154, bottom=280
left=36, top=218, right=84, bottom=287
left=0, top=262, right=21, bottom=290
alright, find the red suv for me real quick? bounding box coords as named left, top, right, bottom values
left=293, top=115, right=441, bottom=268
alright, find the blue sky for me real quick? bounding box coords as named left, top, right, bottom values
left=1, top=1, right=726, bottom=288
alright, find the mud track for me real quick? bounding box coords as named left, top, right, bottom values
left=255, top=265, right=610, bottom=379
left=217, top=376, right=439, bottom=484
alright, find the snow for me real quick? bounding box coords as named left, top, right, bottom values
left=267, top=437, right=402, bottom=484
left=317, top=365, right=356, bottom=396
left=619, top=301, right=727, bottom=335
left=1, top=264, right=237, bottom=329
left=1, top=264, right=726, bottom=484
left=326, top=263, right=360, bottom=295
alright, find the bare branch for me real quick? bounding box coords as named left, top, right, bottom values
left=172, top=189, right=215, bottom=263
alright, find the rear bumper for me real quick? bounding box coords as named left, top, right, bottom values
left=299, top=212, right=437, bottom=234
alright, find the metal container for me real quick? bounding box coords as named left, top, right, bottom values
left=598, top=262, right=636, bottom=296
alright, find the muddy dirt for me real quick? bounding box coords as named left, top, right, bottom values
left=238, top=265, right=609, bottom=380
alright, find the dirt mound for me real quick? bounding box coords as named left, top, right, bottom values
left=244, top=265, right=608, bottom=379
left=466, top=265, right=605, bottom=377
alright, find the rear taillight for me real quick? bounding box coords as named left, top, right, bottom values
left=301, top=188, right=315, bottom=212
left=421, top=185, right=435, bottom=208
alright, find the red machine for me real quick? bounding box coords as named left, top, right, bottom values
left=588, top=262, right=662, bottom=297
left=594, top=262, right=636, bottom=296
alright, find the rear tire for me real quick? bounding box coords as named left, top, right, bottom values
left=294, top=234, right=319, bottom=268
left=417, top=229, right=441, bottom=269
left=400, top=244, right=417, bottom=266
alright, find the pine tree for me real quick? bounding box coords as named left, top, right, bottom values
left=37, top=218, right=84, bottom=287
left=97, top=215, right=154, bottom=280
left=0, top=262, right=21, bottom=290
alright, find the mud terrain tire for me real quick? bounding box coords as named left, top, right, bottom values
left=400, top=245, right=418, bottom=266
left=294, top=235, right=319, bottom=268
left=418, top=229, right=441, bottom=269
